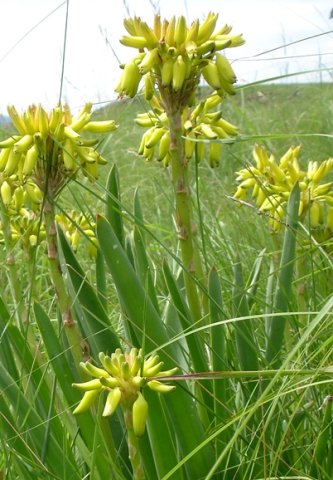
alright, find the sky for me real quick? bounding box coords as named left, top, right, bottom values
left=0, top=0, right=332, bottom=114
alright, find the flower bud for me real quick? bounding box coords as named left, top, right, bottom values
left=4, top=149, right=21, bottom=176
left=13, top=134, right=33, bottom=153
left=99, top=352, right=119, bottom=376
left=1, top=181, right=12, bottom=205
left=147, top=380, right=176, bottom=393
left=172, top=55, right=186, bottom=92
left=72, top=379, right=103, bottom=391
left=73, top=389, right=100, bottom=414
left=120, top=35, right=148, bottom=49
left=29, top=235, right=38, bottom=247
left=80, top=361, right=109, bottom=378
left=102, top=387, right=122, bottom=417
left=23, top=144, right=39, bottom=176
left=83, top=120, right=117, bottom=133
left=99, top=376, right=120, bottom=388
left=132, top=392, right=148, bottom=437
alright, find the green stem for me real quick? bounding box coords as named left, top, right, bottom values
left=0, top=200, right=23, bottom=324
left=43, top=198, right=87, bottom=369
left=124, top=408, right=146, bottom=480
left=168, top=110, right=203, bottom=324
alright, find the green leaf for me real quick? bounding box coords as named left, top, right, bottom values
left=105, top=163, right=124, bottom=246
left=132, top=225, right=160, bottom=313
left=95, top=249, right=108, bottom=312
left=58, top=226, right=121, bottom=355
left=232, top=258, right=260, bottom=372
left=265, top=182, right=300, bottom=365
left=133, top=187, right=144, bottom=227
left=264, top=258, right=275, bottom=337
left=97, top=215, right=215, bottom=477
left=310, top=395, right=333, bottom=478
left=97, top=214, right=169, bottom=352
left=208, top=267, right=241, bottom=476
left=0, top=296, right=19, bottom=380
left=0, top=366, right=78, bottom=479
left=33, top=302, right=117, bottom=479
left=162, top=260, right=209, bottom=374
left=0, top=298, right=67, bottom=448
left=208, top=267, right=227, bottom=419
left=246, top=248, right=266, bottom=307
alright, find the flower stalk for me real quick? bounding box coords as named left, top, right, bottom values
left=124, top=407, right=146, bottom=480
left=116, top=12, right=244, bottom=322
left=168, top=110, right=203, bottom=323
left=43, top=197, right=88, bottom=366
left=0, top=102, right=117, bottom=365
left=0, top=199, right=23, bottom=324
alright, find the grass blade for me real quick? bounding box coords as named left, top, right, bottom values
left=208, top=267, right=228, bottom=421
left=232, top=258, right=260, bottom=372
left=0, top=367, right=78, bottom=479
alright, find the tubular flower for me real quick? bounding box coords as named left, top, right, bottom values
left=72, top=348, right=177, bottom=437
left=0, top=103, right=117, bottom=198
left=234, top=144, right=333, bottom=242
left=55, top=211, right=97, bottom=256
left=116, top=13, right=244, bottom=104
left=135, top=92, right=238, bottom=167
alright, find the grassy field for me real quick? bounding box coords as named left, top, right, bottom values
left=90, top=82, right=333, bottom=263
left=1, top=79, right=333, bottom=479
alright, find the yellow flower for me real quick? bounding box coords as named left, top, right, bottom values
left=234, top=144, right=333, bottom=238
left=72, top=347, right=177, bottom=437
left=116, top=13, right=244, bottom=101
left=0, top=208, right=46, bottom=249
left=0, top=103, right=117, bottom=197
left=135, top=93, right=238, bottom=166
left=55, top=211, right=97, bottom=257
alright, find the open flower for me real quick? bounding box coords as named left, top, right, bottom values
left=72, top=348, right=177, bottom=437
left=0, top=103, right=117, bottom=199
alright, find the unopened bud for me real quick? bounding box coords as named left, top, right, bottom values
left=132, top=392, right=148, bottom=437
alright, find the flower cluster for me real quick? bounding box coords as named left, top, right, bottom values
left=135, top=93, right=238, bottom=167
left=116, top=13, right=244, bottom=101
left=234, top=145, right=333, bottom=240
left=0, top=208, right=45, bottom=249
left=116, top=13, right=243, bottom=168
left=0, top=103, right=117, bottom=203
left=0, top=208, right=99, bottom=254
left=72, top=348, right=177, bottom=437
left=0, top=175, right=42, bottom=213
left=55, top=211, right=97, bottom=256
